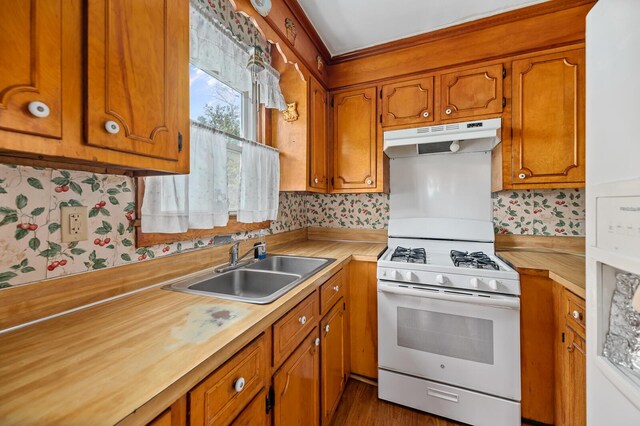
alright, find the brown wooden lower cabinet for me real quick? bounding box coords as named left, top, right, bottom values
left=320, top=299, right=347, bottom=424
left=520, top=272, right=586, bottom=426
left=147, top=395, right=187, bottom=426
left=232, top=388, right=268, bottom=426
left=348, top=261, right=378, bottom=379
left=273, top=328, right=321, bottom=426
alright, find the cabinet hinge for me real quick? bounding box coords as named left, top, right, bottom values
left=343, top=301, right=346, bottom=311
left=331, top=97, right=334, bottom=108
left=561, top=332, right=565, bottom=343
left=379, top=114, right=382, bottom=124
left=379, top=90, right=382, bottom=99
left=502, top=97, right=506, bottom=108
left=178, top=132, right=183, bottom=152
left=266, top=385, right=275, bottom=413
left=331, top=177, right=334, bottom=187
left=502, top=67, right=506, bottom=78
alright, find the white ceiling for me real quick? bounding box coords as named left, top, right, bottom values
left=297, top=0, right=551, bottom=56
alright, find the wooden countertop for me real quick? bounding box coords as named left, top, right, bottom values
left=497, top=250, right=585, bottom=298
left=0, top=240, right=385, bottom=426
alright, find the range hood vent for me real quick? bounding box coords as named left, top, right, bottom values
left=384, top=118, right=501, bottom=158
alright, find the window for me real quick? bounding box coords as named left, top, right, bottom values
left=189, top=64, right=258, bottom=214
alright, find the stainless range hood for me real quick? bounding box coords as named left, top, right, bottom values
left=383, top=118, right=501, bottom=158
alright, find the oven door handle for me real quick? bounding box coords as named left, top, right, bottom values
left=378, top=283, right=520, bottom=309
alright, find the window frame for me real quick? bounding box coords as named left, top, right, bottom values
left=133, top=70, right=272, bottom=248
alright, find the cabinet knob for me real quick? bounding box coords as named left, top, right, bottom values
left=314, top=337, right=320, bottom=346
left=325, top=324, right=330, bottom=333
left=104, top=120, right=120, bottom=135
left=27, top=101, right=50, bottom=118
left=234, top=377, right=245, bottom=393
left=572, top=310, right=582, bottom=320
left=567, top=345, right=575, bottom=353
left=298, top=315, right=307, bottom=325
left=314, top=177, right=319, bottom=184
left=518, top=173, right=527, bottom=180
left=366, top=179, right=373, bottom=185
left=422, top=111, right=430, bottom=118
left=445, top=108, right=452, bottom=115
left=333, top=285, right=340, bottom=292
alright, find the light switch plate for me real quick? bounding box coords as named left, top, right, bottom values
left=61, top=206, right=88, bottom=243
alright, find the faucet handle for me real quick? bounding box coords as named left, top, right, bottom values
left=229, top=241, right=240, bottom=253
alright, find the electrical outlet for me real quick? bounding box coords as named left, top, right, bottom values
left=61, top=206, right=88, bottom=243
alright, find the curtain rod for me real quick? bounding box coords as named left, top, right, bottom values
left=190, top=120, right=280, bottom=153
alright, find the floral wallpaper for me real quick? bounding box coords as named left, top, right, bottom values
left=306, top=193, right=390, bottom=229
left=193, top=0, right=271, bottom=63
left=0, top=164, right=305, bottom=288
left=492, top=189, right=585, bottom=236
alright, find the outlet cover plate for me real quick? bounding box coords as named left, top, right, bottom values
left=61, top=206, right=88, bottom=243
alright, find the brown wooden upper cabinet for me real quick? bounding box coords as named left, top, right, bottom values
left=440, top=64, right=504, bottom=121
left=86, top=0, right=187, bottom=161
left=0, top=0, right=62, bottom=140
left=0, top=0, right=189, bottom=175
left=309, top=77, right=328, bottom=191
left=511, top=49, right=585, bottom=187
left=381, top=77, right=434, bottom=127
left=332, top=86, right=384, bottom=192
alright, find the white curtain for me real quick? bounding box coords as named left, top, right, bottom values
left=237, top=143, right=280, bottom=223
left=141, top=125, right=229, bottom=233
left=257, top=66, right=287, bottom=111
left=189, top=5, right=252, bottom=93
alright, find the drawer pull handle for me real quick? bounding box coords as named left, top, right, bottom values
left=298, top=315, right=307, bottom=325
left=518, top=172, right=526, bottom=180
left=366, top=179, right=373, bottom=185
left=445, top=108, right=452, bottom=115
left=28, top=101, right=50, bottom=118
left=314, top=177, right=319, bottom=184
left=234, top=377, right=245, bottom=393
left=325, top=324, right=330, bottom=333
left=422, top=111, right=429, bottom=118
left=315, top=337, right=320, bottom=346
left=427, top=387, right=459, bottom=403
left=333, top=285, right=340, bottom=292
left=572, top=310, right=582, bottom=320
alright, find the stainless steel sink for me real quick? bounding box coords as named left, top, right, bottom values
left=163, top=255, right=335, bottom=304
left=245, top=255, right=332, bottom=276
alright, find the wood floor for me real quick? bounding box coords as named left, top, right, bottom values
left=331, top=379, right=465, bottom=426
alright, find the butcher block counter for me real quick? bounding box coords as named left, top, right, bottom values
left=498, top=250, right=586, bottom=298
left=0, top=239, right=385, bottom=426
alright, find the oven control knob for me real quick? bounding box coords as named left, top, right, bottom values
left=405, top=271, right=416, bottom=281
left=489, top=279, right=499, bottom=290
left=390, top=270, right=400, bottom=280
left=436, top=274, right=446, bottom=284
left=470, top=278, right=480, bottom=288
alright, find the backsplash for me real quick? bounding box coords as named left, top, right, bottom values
left=0, top=163, right=585, bottom=288
left=0, top=165, right=306, bottom=288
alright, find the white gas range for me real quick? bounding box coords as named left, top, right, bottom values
left=378, top=119, right=521, bottom=426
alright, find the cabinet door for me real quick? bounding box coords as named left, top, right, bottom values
left=332, top=87, right=378, bottom=191
left=381, top=77, right=434, bottom=127
left=309, top=78, right=328, bottom=191
left=0, top=0, right=62, bottom=139
left=321, top=300, right=346, bottom=425
left=512, top=49, right=585, bottom=186
left=273, top=329, right=320, bottom=426
left=86, top=0, right=188, bottom=161
left=565, top=327, right=586, bottom=426
left=232, top=389, right=267, bottom=426
left=349, top=261, right=378, bottom=379
left=440, top=64, right=503, bottom=121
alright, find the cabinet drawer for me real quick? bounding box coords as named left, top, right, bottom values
left=564, top=289, right=586, bottom=336
left=189, top=335, right=267, bottom=426
left=273, top=292, right=319, bottom=367
left=320, top=270, right=345, bottom=316
left=231, top=388, right=267, bottom=426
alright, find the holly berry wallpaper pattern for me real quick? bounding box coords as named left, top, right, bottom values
left=0, top=163, right=585, bottom=288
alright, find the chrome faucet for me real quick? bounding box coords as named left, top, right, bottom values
left=215, top=241, right=266, bottom=273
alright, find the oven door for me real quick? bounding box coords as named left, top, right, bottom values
left=378, top=280, right=521, bottom=400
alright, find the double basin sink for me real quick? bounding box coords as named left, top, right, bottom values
left=164, top=255, right=335, bottom=304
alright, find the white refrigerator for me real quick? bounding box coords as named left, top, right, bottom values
left=586, top=0, right=640, bottom=424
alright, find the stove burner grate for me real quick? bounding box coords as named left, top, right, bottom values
left=391, top=246, right=427, bottom=264
left=450, top=250, right=499, bottom=270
